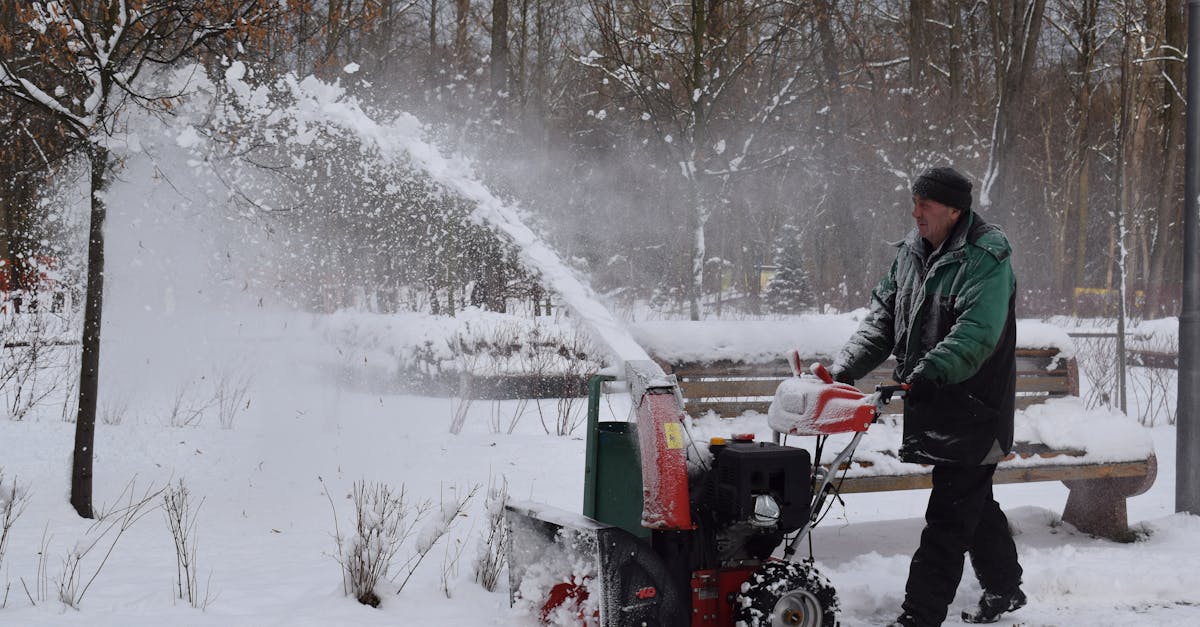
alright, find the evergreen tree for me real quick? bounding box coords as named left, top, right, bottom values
left=765, top=225, right=814, bottom=314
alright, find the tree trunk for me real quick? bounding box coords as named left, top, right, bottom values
left=1069, top=0, right=1097, bottom=313
left=1148, top=0, right=1185, bottom=314
left=980, top=0, right=1047, bottom=216
left=0, top=169, right=26, bottom=289
left=455, top=0, right=471, bottom=71
left=490, top=0, right=509, bottom=98
left=816, top=0, right=854, bottom=305
left=297, top=2, right=310, bottom=75
left=533, top=0, right=547, bottom=116
left=907, top=0, right=930, bottom=155
left=71, top=144, right=110, bottom=520
left=515, top=0, right=528, bottom=110
left=1072, top=157, right=1091, bottom=314
left=685, top=0, right=709, bottom=321
left=688, top=185, right=706, bottom=321
left=946, top=0, right=964, bottom=146
left=428, top=0, right=439, bottom=77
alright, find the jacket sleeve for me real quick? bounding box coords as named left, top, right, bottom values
left=832, top=259, right=898, bottom=381
left=913, top=252, right=1014, bottom=385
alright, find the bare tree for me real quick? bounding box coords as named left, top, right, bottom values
left=1146, top=0, right=1185, bottom=314
left=979, top=0, right=1047, bottom=215
left=0, top=0, right=271, bottom=518
left=581, top=0, right=811, bottom=319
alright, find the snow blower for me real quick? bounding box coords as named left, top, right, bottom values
left=505, top=355, right=905, bottom=626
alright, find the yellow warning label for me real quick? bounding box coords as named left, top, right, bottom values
left=663, top=423, right=684, bottom=449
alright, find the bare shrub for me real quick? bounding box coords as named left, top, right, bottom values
left=522, top=324, right=555, bottom=435
left=57, top=480, right=162, bottom=609
left=100, top=393, right=131, bottom=426
left=1, top=307, right=77, bottom=421
left=448, top=327, right=485, bottom=434
left=163, top=480, right=211, bottom=608
left=322, top=477, right=428, bottom=607
left=552, top=328, right=600, bottom=436
left=59, top=369, right=79, bottom=423
left=1128, top=336, right=1178, bottom=426
left=449, top=375, right=475, bottom=435
left=20, top=525, right=53, bottom=607
left=213, top=368, right=253, bottom=430
left=395, top=484, right=478, bottom=595
left=490, top=395, right=530, bottom=435
left=440, top=534, right=468, bottom=599
left=166, top=379, right=217, bottom=428
left=474, top=477, right=509, bottom=593
left=1073, top=334, right=1118, bottom=410
left=0, top=471, right=30, bottom=585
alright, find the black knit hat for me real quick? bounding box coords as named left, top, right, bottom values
left=911, top=167, right=972, bottom=212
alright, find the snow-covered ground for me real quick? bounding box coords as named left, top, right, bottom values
left=1, top=310, right=1199, bottom=627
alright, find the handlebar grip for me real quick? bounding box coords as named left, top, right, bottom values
left=810, top=362, right=834, bottom=384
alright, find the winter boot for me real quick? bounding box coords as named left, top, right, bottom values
left=886, top=613, right=932, bottom=627
left=961, top=587, right=1027, bottom=624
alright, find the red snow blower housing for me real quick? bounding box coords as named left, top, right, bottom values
left=506, top=356, right=905, bottom=627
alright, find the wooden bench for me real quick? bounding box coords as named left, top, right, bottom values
left=658, top=348, right=1157, bottom=542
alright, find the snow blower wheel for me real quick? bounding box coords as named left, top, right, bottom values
left=734, top=561, right=839, bottom=627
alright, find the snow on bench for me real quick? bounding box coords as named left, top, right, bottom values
left=632, top=319, right=1156, bottom=541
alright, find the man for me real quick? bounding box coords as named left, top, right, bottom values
left=829, top=167, right=1025, bottom=627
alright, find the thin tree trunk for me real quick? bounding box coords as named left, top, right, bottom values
left=1072, top=157, right=1091, bottom=314
left=1116, top=24, right=1132, bottom=411
left=455, top=0, right=471, bottom=71
left=71, top=144, right=110, bottom=520
left=428, top=0, right=439, bottom=77
left=688, top=184, right=706, bottom=321
left=907, top=0, right=930, bottom=156
left=490, top=0, right=509, bottom=99
left=0, top=171, right=23, bottom=289
left=946, top=0, right=963, bottom=146
left=686, top=0, right=708, bottom=321
left=1070, top=0, right=1097, bottom=314
left=516, top=0, right=528, bottom=111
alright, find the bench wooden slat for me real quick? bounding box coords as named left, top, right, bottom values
left=686, top=400, right=772, bottom=417
left=1014, top=376, right=1073, bottom=393
left=680, top=379, right=785, bottom=398
left=1127, top=349, right=1177, bottom=369
left=833, top=460, right=1151, bottom=494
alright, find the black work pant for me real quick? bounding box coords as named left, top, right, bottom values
left=901, top=464, right=1023, bottom=626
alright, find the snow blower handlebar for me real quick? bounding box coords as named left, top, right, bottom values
left=873, top=383, right=908, bottom=406
left=773, top=358, right=909, bottom=561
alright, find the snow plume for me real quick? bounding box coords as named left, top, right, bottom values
left=182, top=62, right=652, bottom=365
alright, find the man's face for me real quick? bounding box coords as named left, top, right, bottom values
left=911, top=195, right=962, bottom=248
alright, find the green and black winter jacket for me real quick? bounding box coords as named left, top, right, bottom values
left=832, top=210, right=1017, bottom=466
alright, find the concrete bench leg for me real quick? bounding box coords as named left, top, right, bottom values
left=1061, top=456, right=1157, bottom=542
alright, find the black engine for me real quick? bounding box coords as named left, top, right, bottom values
left=692, top=439, right=813, bottom=566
